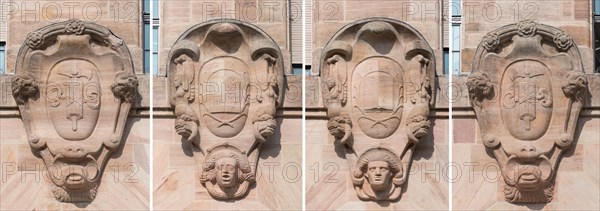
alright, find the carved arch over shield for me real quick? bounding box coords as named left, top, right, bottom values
left=166, top=19, right=285, bottom=200
left=320, top=17, right=436, bottom=201
left=12, top=19, right=139, bottom=202
left=467, top=20, right=588, bottom=203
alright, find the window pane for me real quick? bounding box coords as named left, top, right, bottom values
left=153, top=0, right=159, bottom=19
left=596, top=22, right=600, bottom=72
left=153, top=53, right=158, bottom=74
left=451, top=24, right=460, bottom=50
left=153, top=26, right=159, bottom=50
left=143, top=0, right=150, bottom=13
left=292, top=67, right=303, bottom=75
left=443, top=50, right=449, bottom=75
left=144, top=23, right=150, bottom=50
left=595, top=0, right=600, bottom=14
left=0, top=44, right=5, bottom=74
left=451, top=0, right=461, bottom=16
left=144, top=50, right=150, bottom=72
left=452, top=51, right=460, bottom=74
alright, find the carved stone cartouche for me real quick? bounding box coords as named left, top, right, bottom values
left=12, top=19, right=138, bottom=202
left=320, top=18, right=436, bottom=201
left=467, top=20, right=588, bottom=203
left=167, top=20, right=284, bottom=200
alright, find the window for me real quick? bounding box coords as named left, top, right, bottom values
left=451, top=0, right=461, bottom=17
left=292, top=64, right=304, bottom=75
left=143, top=21, right=150, bottom=73
left=595, top=0, right=600, bottom=72
left=0, top=42, right=5, bottom=74
left=142, top=0, right=159, bottom=74
left=451, top=24, right=461, bottom=74
left=449, top=0, right=462, bottom=74
left=443, top=48, right=449, bottom=75
left=153, top=25, right=159, bottom=75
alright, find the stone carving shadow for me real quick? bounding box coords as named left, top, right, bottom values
left=179, top=137, right=194, bottom=158
left=413, top=118, right=437, bottom=161
left=258, top=117, right=283, bottom=159
left=512, top=202, right=548, bottom=210
left=400, top=118, right=438, bottom=201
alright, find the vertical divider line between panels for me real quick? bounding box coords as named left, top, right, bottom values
left=448, top=1, right=456, bottom=210
left=149, top=0, right=155, bottom=210
left=301, top=0, right=307, bottom=210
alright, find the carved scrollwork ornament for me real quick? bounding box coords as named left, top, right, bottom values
left=12, top=19, right=138, bottom=202
left=320, top=18, right=436, bottom=201
left=469, top=20, right=588, bottom=203
left=167, top=19, right=285, bottom=200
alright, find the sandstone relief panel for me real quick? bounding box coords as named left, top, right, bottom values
left=11, top=20, right=139, bottom=202
left=167, top=20, right=284, bottom=200
left=321, top=18, right=436, bottom=201
left=467, top=20, right=588, bottom=203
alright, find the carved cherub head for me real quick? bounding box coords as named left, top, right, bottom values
left=466, top=72, right=493, bottom=103
left=110, top=72, right=139, bottom=103
left=354, top=149, right=403, bottom=192
left=11, top=72, right=39, bottom=104
left=562, top=71, right=588, bottom=101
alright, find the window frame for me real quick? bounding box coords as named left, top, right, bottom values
left=595, top=0, right=600, bottom=73
left=0, top=42, right=5, bottom=74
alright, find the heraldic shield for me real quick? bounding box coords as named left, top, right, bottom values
left=167, top=19, right=284, bottom=200
left=467, top=20, right=588, bottom=203
left=320, top=18, right=436, bottom=201
left=12, top=19, right=139, bottom=202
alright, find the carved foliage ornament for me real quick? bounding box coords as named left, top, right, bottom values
left=320, top=18, right=436, bottom=201
left=167, top=20, right=284, bottom=200
left=12, top=20, right=138, bottom=202
left=467, top=20, right=587, bottom=203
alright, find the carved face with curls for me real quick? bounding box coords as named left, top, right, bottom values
left=353, top=149, right=403, bottom=192
left=200, top=149, right=255, bottom=189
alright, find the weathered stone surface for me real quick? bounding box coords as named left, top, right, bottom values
left=165, top=19, right=284, bottom=200
left=8, top=19, right=139, bottom=203
left=467, top=20, right=588, bottom=203
left=319, top=17, right=437, bottom=201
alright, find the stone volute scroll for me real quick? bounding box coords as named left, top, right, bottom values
left=167, top=19, right=284, bottom=200
left=467, top=20, right=588, bottom=203
left=320, top=18, right=436, bottom=201
left=11, top=20, right=139, bottom=202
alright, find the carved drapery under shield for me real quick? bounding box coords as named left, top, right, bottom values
left=467, top=20, right=588, bottom=203
left=320, top=18, right=436, bottom=201
left=12, top=20, right=138, bottom=202
left=167, top=20, right=284, bottom=200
